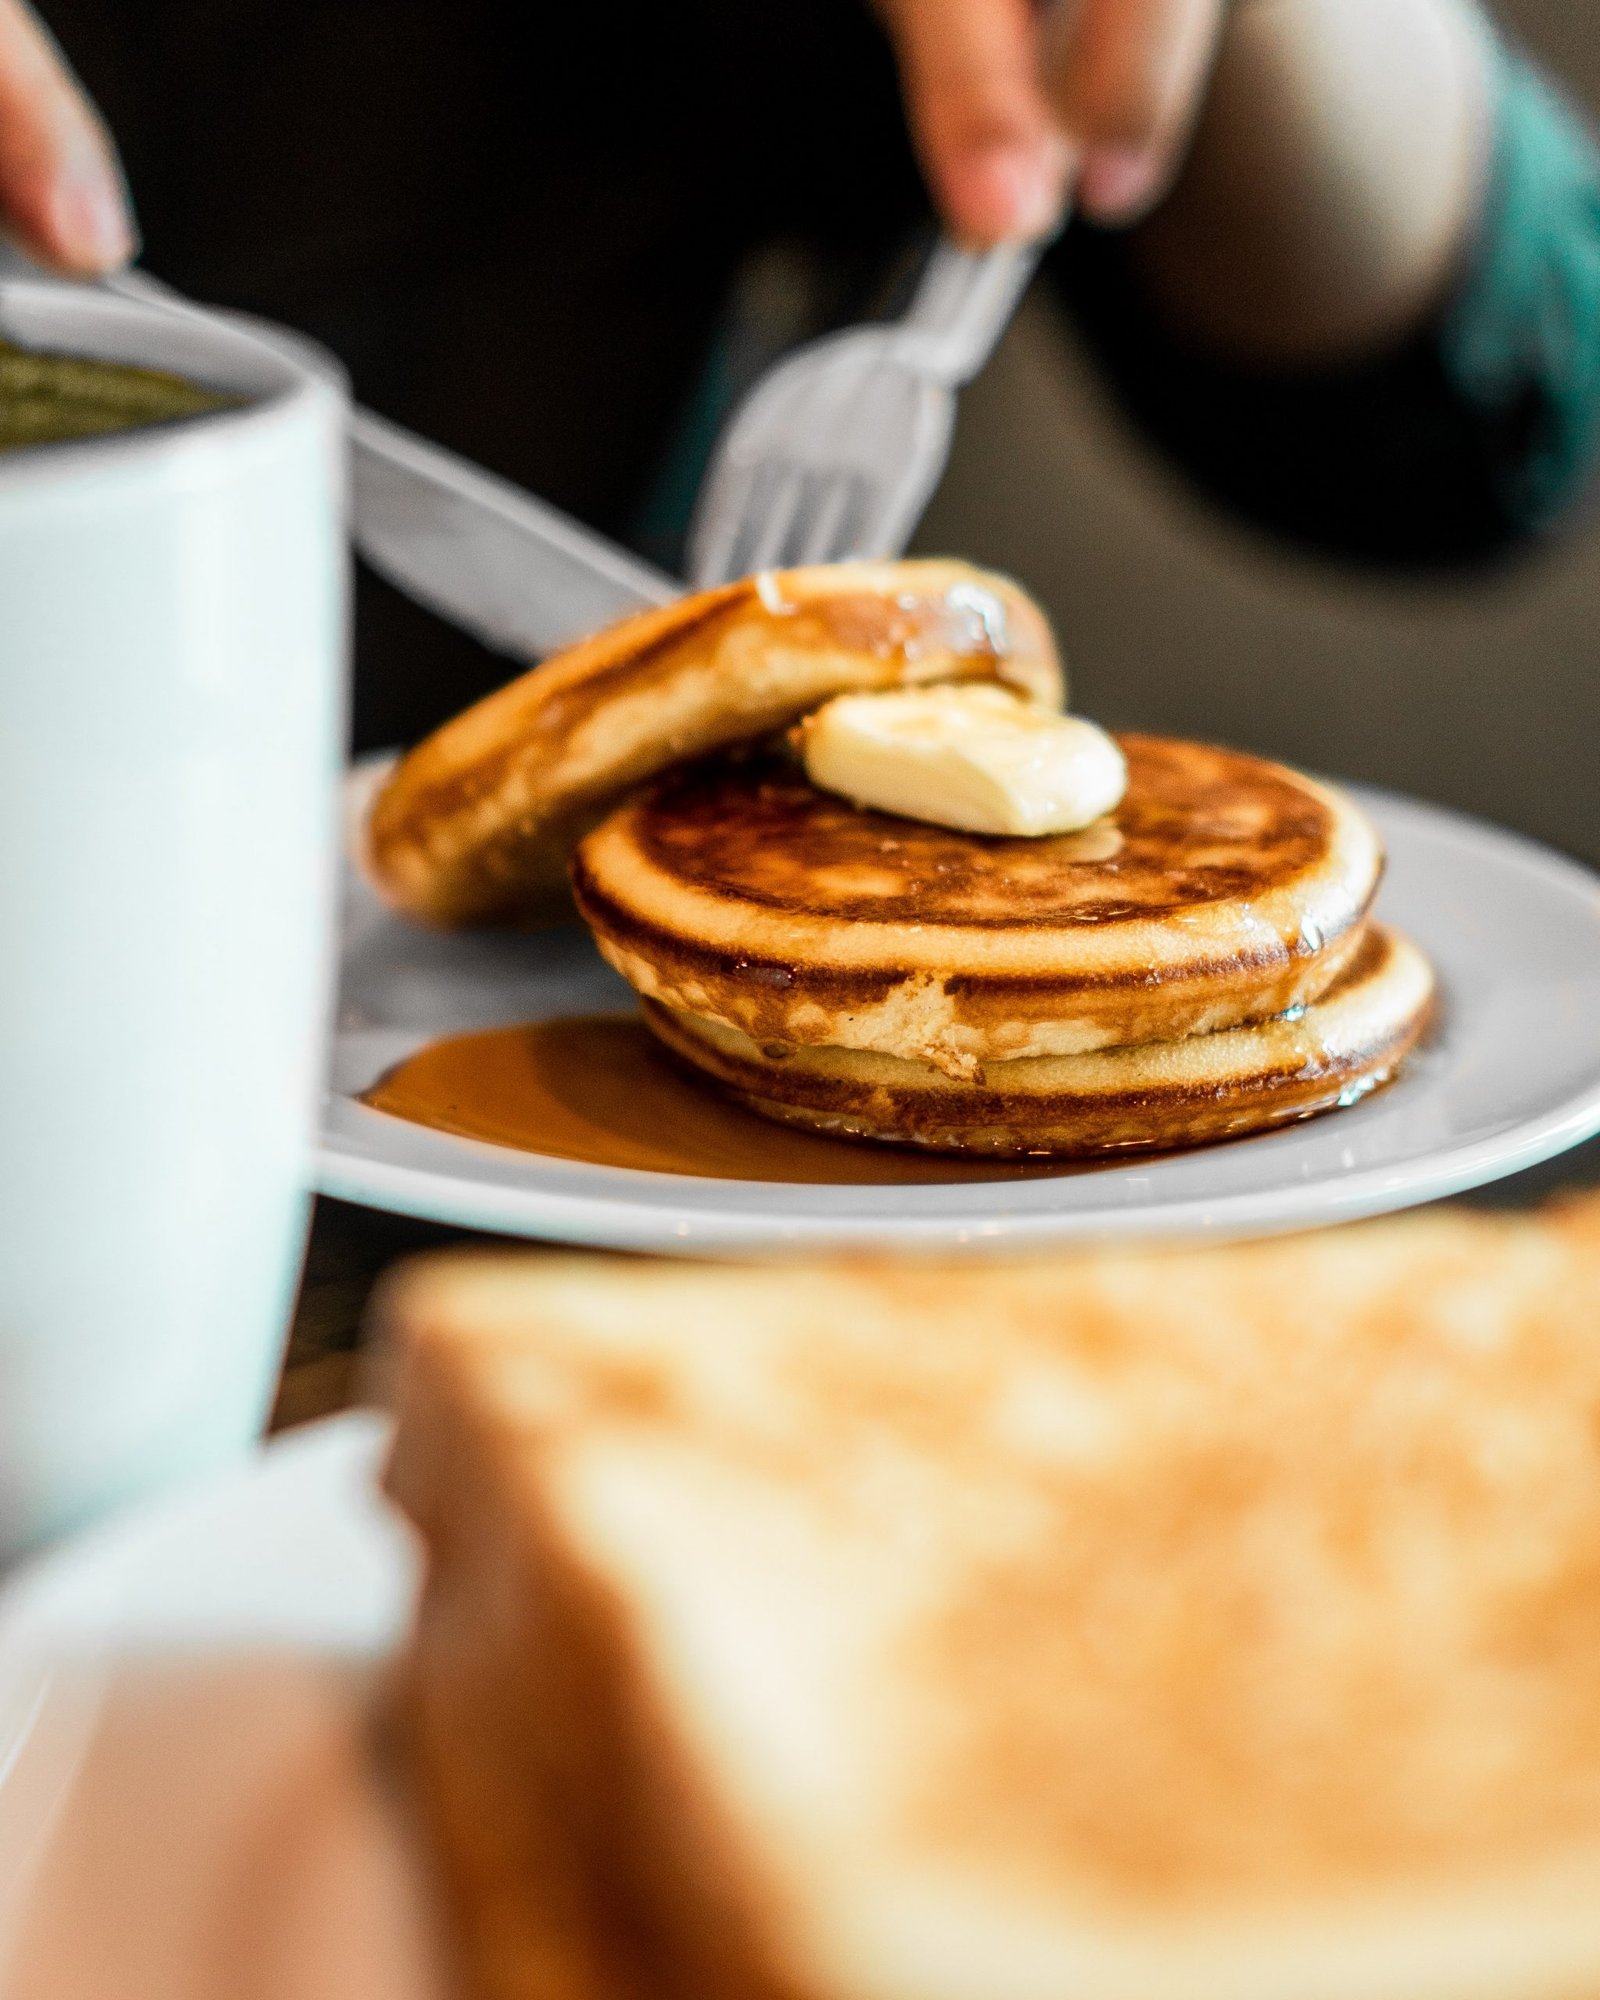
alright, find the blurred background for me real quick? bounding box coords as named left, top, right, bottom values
left=32, top=1, right=1600, bottom=869
left=918, top=0, right=1600, bottom=870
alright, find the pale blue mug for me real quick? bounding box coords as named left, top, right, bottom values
left=0, top=280, right=348, bottom=1560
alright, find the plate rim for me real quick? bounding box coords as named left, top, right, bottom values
left=0, top=1412, right=400, bottom=1657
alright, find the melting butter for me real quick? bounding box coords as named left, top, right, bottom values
left=799, top=684, right=1127, bottom=837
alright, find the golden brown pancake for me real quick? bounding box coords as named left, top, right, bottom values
left=365, top=559, right=1062, bottom=927
left=646, top=922, right=1433, bottom=1157
left=572, top=735, right=1385, bottom=1076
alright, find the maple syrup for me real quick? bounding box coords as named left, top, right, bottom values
left=362, top=1013, right=1070, bottom=1185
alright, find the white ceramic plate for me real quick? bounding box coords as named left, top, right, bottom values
left=0, top=1415, right=437, bottom=2000
left=318, top=764, right=1600, bottom=1251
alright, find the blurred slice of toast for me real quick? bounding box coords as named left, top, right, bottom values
left=379, top=1195, right=1600, bottom=2000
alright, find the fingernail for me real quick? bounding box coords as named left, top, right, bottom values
left=48, top=164, right=136, bottom=273
left=963, top=145, right=1067, bottom=244
left=1079, top=146, right=1163, bottom=225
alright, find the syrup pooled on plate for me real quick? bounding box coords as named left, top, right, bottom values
left=361, top=1014, right=1072, bottom=1186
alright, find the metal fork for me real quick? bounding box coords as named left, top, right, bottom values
left=687, top=234, right=1045, bottom=588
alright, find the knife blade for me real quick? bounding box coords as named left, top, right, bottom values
left=351, top=409, right=681, bottom=661
left=100, top=266, right=684, bottom=660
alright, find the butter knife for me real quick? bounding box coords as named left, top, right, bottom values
left=102, top=267, right=682, bottom=660
left=350, top=409, right=680, bottom=660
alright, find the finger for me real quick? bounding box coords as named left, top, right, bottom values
left=877, top=0, right=1072, bottom=246
left=1046, top=0, right=1228, bottom=223
left=0, top=0, right=133, bottom=273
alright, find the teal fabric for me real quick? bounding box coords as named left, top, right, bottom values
left=1443, top=42, right=1600, bottom=532
left=1057, top=38, right=1600, bottom=567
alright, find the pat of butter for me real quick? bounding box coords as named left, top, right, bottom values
left=799, top=684, right=1127, bottom=837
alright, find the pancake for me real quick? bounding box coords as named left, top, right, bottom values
left=643, top=922, right=1433, bottom=1157
left=572, top=735, right=1385, bottom=1076
left=365, top=559, right=1062, bottom=927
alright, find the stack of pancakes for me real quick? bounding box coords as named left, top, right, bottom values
left=368, top=560, right=1433, bottom=1159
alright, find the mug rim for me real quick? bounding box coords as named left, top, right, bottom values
left=0, top=277, right=347, bottom=487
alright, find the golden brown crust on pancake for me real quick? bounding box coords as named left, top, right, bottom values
left=574, top=737, right=1384, bottom=1073
left=365, top=560, right=1063, bottom=928
left=645, top=923, right=1433, bottom=1156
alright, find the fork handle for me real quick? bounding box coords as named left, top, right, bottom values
left=898, top=236, right=1047, bottom=386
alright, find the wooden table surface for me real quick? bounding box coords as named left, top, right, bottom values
left=268, top=1133, right=1600, bottom=1435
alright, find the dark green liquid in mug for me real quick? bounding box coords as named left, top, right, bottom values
left=0, top=338, right=228, bottom=453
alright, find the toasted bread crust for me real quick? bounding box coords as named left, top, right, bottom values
left=388, top=1318, right=812, bottom=2000
left=365, top=561, right=1062, bottom=929
left=382, top=1204, right=1600, bottom=2000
